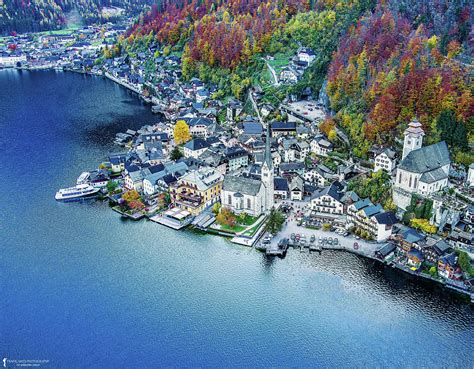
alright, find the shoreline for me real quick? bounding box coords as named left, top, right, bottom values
left=10, top=66, right=471, bottom=304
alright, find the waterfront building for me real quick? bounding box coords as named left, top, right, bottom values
left=170, top=167, right=224, bottom=216
left=310, top=182, right=345, bottom=215
left=347, top=198, right=397, bottom=242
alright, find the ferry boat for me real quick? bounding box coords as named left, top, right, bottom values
left=55, top=184, right=100, bottom=201
left=76, top=172, right=90, bottom=185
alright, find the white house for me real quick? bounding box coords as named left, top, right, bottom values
left=304, top=168, right=326, bottom=186
left=310, top=135, right=333, bottom=157
left=374, top=148, right=396, bottom=172
left=347, top=198, right=397, bottom=242
left=297, top=48, right=316, bottom=64
left=310, top=182, right=344, bottom=214
left=280, top=67, right=301, bottom=84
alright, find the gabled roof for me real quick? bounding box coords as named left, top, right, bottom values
left=184, top=138, right=210, bottom=151
left=223, top=175, right=262, bottom=196
left=274, top=177, right=289, bottom=192
left=419, top=167, right=448, bottom=184
left=399, top=141, right=450, bottom=173
left=312, top=182, right=344, bottom=202
left=373, top=211, right=397, bottom=225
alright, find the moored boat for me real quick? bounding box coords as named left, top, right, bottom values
left=55, top=184, right=100, bottom=201
left=76, top=171, right=90, bottom=185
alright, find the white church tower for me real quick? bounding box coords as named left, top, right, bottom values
left=402, top=118, right=425, bottom=160
left=261, top=123, right=274, bottom=212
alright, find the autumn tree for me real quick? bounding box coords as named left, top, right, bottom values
left=174, top=120, right=191, bottom=145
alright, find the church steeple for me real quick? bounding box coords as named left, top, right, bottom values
left=261, top=123, right=274, bottom=212
left=263, top=123, right=273, bottom=170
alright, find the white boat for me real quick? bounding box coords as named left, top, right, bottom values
left=55, top=184, right=100, bottom=201
left=76, top=172, right=90, bottom=185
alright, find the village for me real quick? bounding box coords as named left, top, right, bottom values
left=2, top=25, right=474, bottom=302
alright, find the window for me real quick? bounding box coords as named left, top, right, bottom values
left=228, top=194, right=232, bottom=204
left=398, top=172, right=402, bottom=184
left=247, top=198, right=251, bottom=209
left=409, top=176, right=412, bottom=188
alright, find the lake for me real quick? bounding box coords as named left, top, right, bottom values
left=1, top=69, right=473, bottom=368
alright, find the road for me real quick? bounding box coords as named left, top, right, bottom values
left=264, top=60, right=279, bottom=86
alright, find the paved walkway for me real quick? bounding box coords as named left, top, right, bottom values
left=267, top=211, right=380, bottom=259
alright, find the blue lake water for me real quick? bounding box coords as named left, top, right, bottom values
left=1, top=69, right=473, bottom=368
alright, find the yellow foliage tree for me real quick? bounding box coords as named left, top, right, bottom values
left=174, top=120, right=191, bottom=145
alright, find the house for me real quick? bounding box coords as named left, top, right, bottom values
left=280, top=67, right=301, bottom=84
left=438, top=252, right=463, bottom=280
left=195, top=89, right=210, bottom=103
left=170, top=167, right=224, bottom=216
left=375, top=242, right=397, bottom=261
left=347, top=198, right=397, bottom=242
left=227, top=100, right=243, bottom=122
left=407, top=248, right=424, bottom=269
left=297, top=47, right=316, bottom=64
left=108, top=154, right=127, bottom=174
left=185, top=117, right=214, bottom=138
left=270, top=121, right=297, bottom=137
left=220, top=175, right=266, bottom=217
left=124, top=167, right=151, bottom=191
left=309, top=182, right=344, bottom=215
left=393, top=120, right=451, bottom=209
left=289, top=175, right=304, bottom=201
left=374, top=148, right=396, bottom=172
left=224, top=147, right=249, bottom=172
left=183, top=138, right=210, bottom=158
left=310, top=135, right=333, bottom=157
left=274, top=177, right=289, bottom=200
left=142, top=161, right=188, bottom=196
left=304, top=167, right=326, bottom=186
left=279, top=162, right=305, bottom=177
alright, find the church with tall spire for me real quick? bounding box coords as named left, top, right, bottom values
left=261, top=123, right=275, bottom=212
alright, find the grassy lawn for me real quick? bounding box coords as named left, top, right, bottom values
left=241, top=219, right=265, bottom=237
left=267, top=52, right=292, bottom=73
left=219, top=224, right=246, bottom=233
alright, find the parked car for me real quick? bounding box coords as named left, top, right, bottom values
left=310, top=235, right=316, bottom=243
left=290, top=233, right=296, bottom=241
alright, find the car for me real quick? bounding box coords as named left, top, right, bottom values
left=290, top=233, right=296, bottom=240
left=355, top=236, right=360, bottom=240
left=323, top=237, right=327, bottom=243
left=310, top=235, right=316, bottom=243
left=295, top=233, right=301, bottom=241
left=343, top=232, right=349, bottom=237
left=334, top=238, right=339, bottom=245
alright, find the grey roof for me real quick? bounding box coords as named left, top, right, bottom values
left=223, top=175, right=262, bottom=196
left=184, top=138, right=209, bottom=151
left=374, top=211, right=397, bottom=225
left=312, top=182, right=344, bottom=202
left=419, top=167, right=448, bottom=184
left=399, top=141, right=450, bottom=173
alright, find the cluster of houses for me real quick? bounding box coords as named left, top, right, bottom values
left=278, top=47, right=316, bottom=84
left=0, top=22, right=130, bottom=71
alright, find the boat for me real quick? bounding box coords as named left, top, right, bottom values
left=55, top=184, right=100, bottom=201
left=76, top=172, right=90, bottom=185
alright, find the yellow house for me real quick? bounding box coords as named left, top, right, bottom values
left=170, top=167, right=223, bottom=216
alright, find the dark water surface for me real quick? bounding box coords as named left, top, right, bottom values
left=1, top=70, right=473, bottom=368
